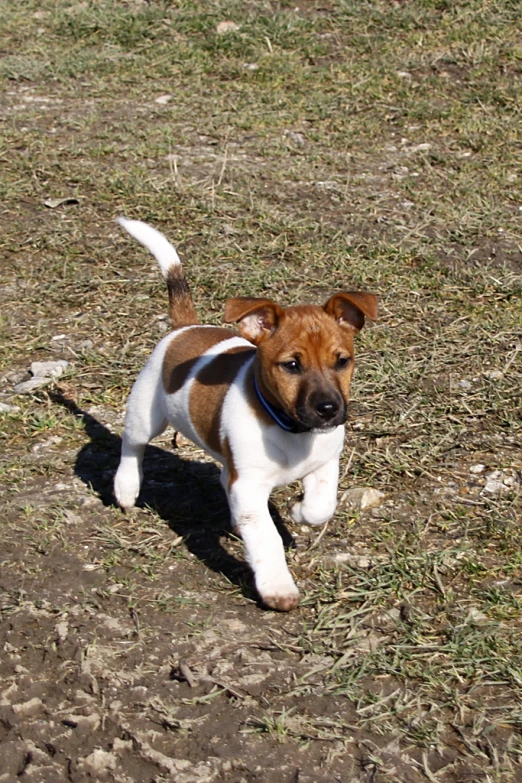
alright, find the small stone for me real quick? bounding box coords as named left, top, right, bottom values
left=469, top=463, right=486, bottom=474
left=80, top=748, right=117, bottom=773
left=216, top=20, right=239, bottom=34
left=284, top=129, right=306, bottom=146
left=14, top=378, right=48, bottom=393
left=467, top=607, right=488, bottom=624
left=360, top=489, right=385, bottom=510
left=341, top=487, right=365, bottom=507
left=14, top=360, right=69, bottom=393
left=30, top=360, right=68, bottom=378
left=0, top=402, right=20, bottom=413
left=397, top=70, right=412, bottom=79
left=482, top=479, right=507, bottom=495
left=155, top=94, right=172, bottom=105
left=484, top=369, right=504, bottom=381
left=434, top=484, right=457, bottom=496
left=12, top=697, right=43, bottom=718
left=64, top=713, right=101, bottom=734
left=333, top=553, right=372, bottom=568
left=342, top=487, right=386, bottom=509
left=113, top=737, right=133, bottom=753
left=55, top=620, right=69, bottom=642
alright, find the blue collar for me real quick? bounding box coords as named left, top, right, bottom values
left=254, top=375, right=299, bottom=433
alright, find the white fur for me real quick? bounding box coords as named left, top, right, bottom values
left=114, top=327, right=344, bottom=609
left=114, top=221, right=347, bottom=611
left=117, top=217, right=181, bottom=278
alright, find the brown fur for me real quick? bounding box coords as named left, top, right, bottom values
left=189, top=345, right=255, bottom=453
left=162, top=327, right=236, bottom=395
left=166, top=265, right=199, bottom=327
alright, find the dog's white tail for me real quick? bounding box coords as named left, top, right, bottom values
left=117, top=217, right=198, bottom=327
left=117, top=217, right=181, bottom=279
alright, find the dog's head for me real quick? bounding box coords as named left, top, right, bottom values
left=224, top=291, right=377, bottom=432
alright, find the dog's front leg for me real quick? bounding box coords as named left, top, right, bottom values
left=227, top=478, right=300, bottom=611
left=290, top=457, right=340, bottom=527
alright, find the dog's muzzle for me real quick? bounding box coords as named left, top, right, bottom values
left=295, top=391, right=347, bottom=432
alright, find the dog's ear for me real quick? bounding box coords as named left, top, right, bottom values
left=224, top=297, right=284, bottom=344
left=324, top=292, right=378, bottom=331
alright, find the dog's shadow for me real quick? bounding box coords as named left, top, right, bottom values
left=53, top=393, right=295, bottom=604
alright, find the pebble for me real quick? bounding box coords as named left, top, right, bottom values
left=14, top=360, right=69, bottom=393
left=0, top=402, right=20, bottom=413
left=341, top=487, right=385, bottom=510
left=12, top=697, right=43, bottom=718
left=30, top=360, right=69, bottom=378
left=14, top=378, right=49, bottom=393
left=360, top=488, right=385, bottom=510
left=467, top=607, right=488, bottom=624
left=80, top=749, right=117, bottom=773
left=155, top=94, right=172, bottom=105
left=284, top=129, right=306, bottom=146
left=482, top=469, right=519, bottom=495
left=333, top=553, right=372, bottom=568
left=55, top=620, right=69, bottom=642
left=216, top=20, right=239, bottom=34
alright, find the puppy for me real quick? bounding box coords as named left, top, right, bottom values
left=114, top=219, right=377, bottom=610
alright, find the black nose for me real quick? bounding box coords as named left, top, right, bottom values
left=315, top=400, right=339, bottom=420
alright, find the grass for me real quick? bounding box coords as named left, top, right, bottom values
left=0, top=1, right=521, bottom=781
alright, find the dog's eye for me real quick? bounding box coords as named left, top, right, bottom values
left=281, top=359, right=301, bottom=374
left=336, top=356, right=351, bottom=371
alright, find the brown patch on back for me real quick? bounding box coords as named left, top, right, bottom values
left=163, top=327, right=237, bottom=395
left=189, top=345, right=255, bottom=454
left=166, top=265, right=199, bottom=327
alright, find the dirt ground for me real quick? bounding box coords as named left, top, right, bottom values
left=1, top=2, right=521, bottom=782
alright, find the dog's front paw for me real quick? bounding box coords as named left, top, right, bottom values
left=257, top=577, right=300, bottom=612
left=114, top=466, right=141, bottom=510
left=289, top=500, right=330, bottom=527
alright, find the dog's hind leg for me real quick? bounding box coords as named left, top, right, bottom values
left=114, top=365, right=168, bottom=509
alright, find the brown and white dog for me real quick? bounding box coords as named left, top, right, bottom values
left=114, top=219, right=377, bottom=611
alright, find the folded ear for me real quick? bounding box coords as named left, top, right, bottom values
left=224, top=297, right=284, bottom=345
left=324, top=292, right=378, bottom=331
